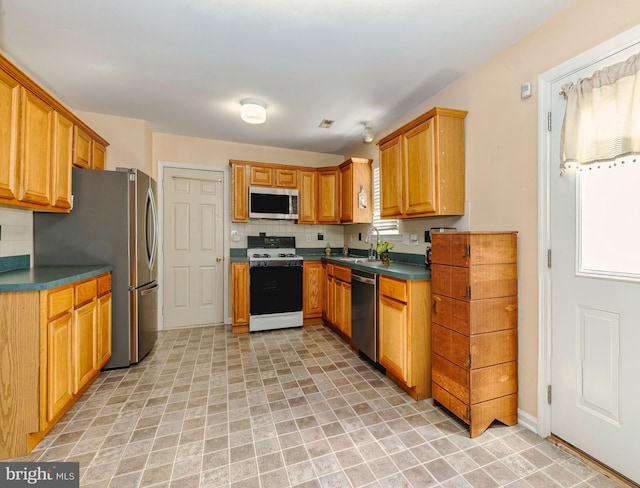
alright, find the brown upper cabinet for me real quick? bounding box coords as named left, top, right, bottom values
left=0, top=53, right=109, bottom=213
left=316, top=166, right=340, bottom=224
left=230, top=158, right=372, bottom=225
left=377, top=107, right=467, bottom=219
left=339, top=157, right=372, bottom=224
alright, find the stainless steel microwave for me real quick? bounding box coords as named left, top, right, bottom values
left=249, top=186, right=299, bottom=220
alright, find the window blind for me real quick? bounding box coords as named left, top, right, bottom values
left=372, top=165, right=400, bottom=234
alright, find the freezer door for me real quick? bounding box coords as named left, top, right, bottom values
left=131, top=280, right=158, bottom=363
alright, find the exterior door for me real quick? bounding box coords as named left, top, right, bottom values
left=549, top=43, right=640, bottom=483
left=163, top=167, right=224, bottom=328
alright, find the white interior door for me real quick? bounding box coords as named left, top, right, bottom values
left=163, top=167, right=224, bottom=328
left=549, top=45, right=640, bottom=484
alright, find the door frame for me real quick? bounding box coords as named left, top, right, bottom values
left=157, top=160, right=230, bottom=330
left=537, top=25, right=640, bottom=438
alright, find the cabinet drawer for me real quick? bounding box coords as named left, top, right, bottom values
left=432, top=382, right=469, bottom=423
left=431, top=232, right=517, bottom=266
left=431, top=264, right=517, bottom=301
left=379, top=276, right=407, bottom=303
left=48, top=287, right=73, bottom=319
left=97, top=274, right=111, bottom=296
left=74, top=279, right=97, bottom=307
left=432, top=324, right=518, bottom=369
left=333, top=265, right=351, bottom=283
left=433, top=353, right=517, bottom=405
left=432, top=294, right=518, bottom=335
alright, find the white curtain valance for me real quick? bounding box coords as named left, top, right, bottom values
left=560, top=52, right=640, bottom=173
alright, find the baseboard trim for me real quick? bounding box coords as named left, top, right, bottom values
left=517, top=408, right=538, bottom=434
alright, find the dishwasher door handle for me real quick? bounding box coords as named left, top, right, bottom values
left=352, top=274, right=376, bottom=285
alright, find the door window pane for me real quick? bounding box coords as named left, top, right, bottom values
left=578, top=158, right=640, bottom=280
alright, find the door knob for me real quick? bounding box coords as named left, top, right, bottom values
left=216, top=257, right=222, bottom=263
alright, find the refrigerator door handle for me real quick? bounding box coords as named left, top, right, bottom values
left=145, top=187, right=159, bottom=272
left=140, top=283, right=159, bottom=296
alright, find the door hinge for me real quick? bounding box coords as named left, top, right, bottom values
left=547, top=385, right=552, bottom=404
left=466, top=406, right=471, bottom=420
left=466, top=354, right=472, bottom=368
left=464, top=286, right=471, bottom=299
left=547, top=249, right=552, bottom=268
left=547, top=112, right=552, bottom=131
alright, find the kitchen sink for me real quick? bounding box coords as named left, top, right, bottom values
left=333, top=256, right=380, bottom=264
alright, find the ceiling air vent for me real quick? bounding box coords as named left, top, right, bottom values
left=318, top=119, right=335, bottom=129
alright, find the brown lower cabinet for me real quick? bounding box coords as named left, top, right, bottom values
left=430, top=231, right=518, bottom=437
left=323, top=263, right=352, bottom=339
left=0, top=271, right=112, bottom=460
left=378, top=275, right=431, bottom=400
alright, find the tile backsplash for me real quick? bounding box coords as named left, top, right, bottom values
left=230, top=220, right=344, bottom=249
left=0, top=207, right=33, bottom=259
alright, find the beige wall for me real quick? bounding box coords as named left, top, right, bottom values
left=348, top=0, right=640, bottom=418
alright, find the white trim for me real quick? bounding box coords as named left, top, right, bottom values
left=518, top=408, right=538, bottom=434
left=157, top=160, right=231, bottom=330
left=537, top=25, right=640, bottom=438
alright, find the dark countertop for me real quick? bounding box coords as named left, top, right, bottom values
left=322, top=256, right=430, bottom=280
left=0, top=266, right=113, bottom=292
left=229, top=253, right=430, bottom=280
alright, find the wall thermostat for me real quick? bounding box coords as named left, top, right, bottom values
left=521, top=82, right=532, bottom=99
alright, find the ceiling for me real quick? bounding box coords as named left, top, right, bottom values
left=0, top=0, right=576, bottom=156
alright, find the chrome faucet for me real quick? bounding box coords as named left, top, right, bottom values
left=365, top=227, right=380, bottom=260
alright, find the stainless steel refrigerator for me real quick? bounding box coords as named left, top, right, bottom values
left=34, top=167, right=159, bottom=369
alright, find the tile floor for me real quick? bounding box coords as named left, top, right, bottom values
left=14, top=324, right=626, bottom=488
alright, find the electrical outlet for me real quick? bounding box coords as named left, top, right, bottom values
left=317, top=233, right=324, bottom=241
left=306, top=234, right=312, bottom=242
left=402, top=233, right=409, bottom=245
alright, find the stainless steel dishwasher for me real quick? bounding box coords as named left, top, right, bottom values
left=351, top=268, right=378, bottom=362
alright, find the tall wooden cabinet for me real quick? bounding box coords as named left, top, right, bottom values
left=430, top=231, right=518, bottom=437
left=377, top=107, right=467, bottom=219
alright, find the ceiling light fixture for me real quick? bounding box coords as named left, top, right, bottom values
left=240, top=98, right=267, bottom=124
left=362, top=123, right=374, bottom=143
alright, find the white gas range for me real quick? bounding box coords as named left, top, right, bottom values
left=247, top=236, right=303, bottom=332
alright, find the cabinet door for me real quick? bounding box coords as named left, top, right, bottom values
left=231, top=163, right=248, bottom=222
left=303, top=261, right=323, bottom=318
left=275, top=168, right=297, bottom=188
left=19, top=88, right=53, bottom=205
left=51, top=112, right=73, bottom=209
left=47, top=313, right=73, bottom=422
left=298, top=170, right=316, bottom=224
left=379, top=295, right=412, bottom=385
left=317, top=169, right=340, bottom=223
left=0, top=69, right=20, bottom=201
left=97, top=292, right=112, bottom=368
left=231, top=262, right=250, bottom=327
left=342, top=281, right=352, bottom=338
left=404, top=118, right=436, bottom=216
left=73, top=299, right=97, bottom=393
left=379, top=136, right=404, bottom=217
left=325, top=275, right=335, bottom=324
left=250, top=166, right=272, bottom=186
left=92, top=140, right=106, bottom=170
left=73, top=126, right=91, bottom=169
left=340, top=163, right=353, bottom=222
